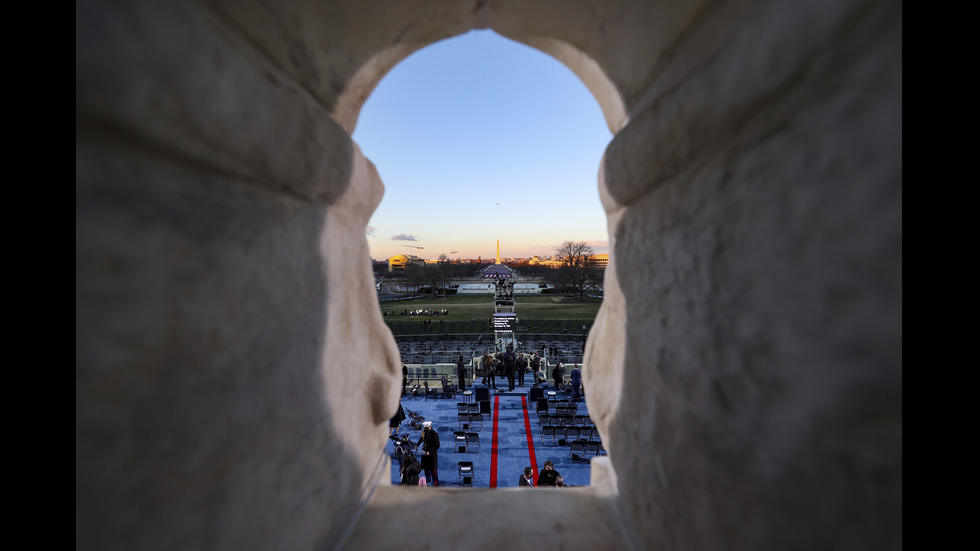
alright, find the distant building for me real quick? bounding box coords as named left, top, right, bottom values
left=387, top=254, right=424, bottom=272
left=526, top=254, right=607, bottom=269
left=528, top=256, right=562, bottom=268
left=586, top=254, right=609, bottom=269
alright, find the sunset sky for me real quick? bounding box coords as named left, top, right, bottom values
left=351, top=30, right=613, bottom=262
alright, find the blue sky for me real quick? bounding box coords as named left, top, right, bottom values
left=352, top=30, right=613, bottom=262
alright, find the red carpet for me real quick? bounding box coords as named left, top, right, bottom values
left=489, top=395, right=500, bottom=487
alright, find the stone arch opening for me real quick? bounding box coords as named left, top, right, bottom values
left=350, top=28, right=615, bottom=491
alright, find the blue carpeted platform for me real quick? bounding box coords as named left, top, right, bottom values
left=388, top=375, right=602, bottom=488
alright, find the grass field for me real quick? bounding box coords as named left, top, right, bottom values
left=380, top=295, right=602, bottom=335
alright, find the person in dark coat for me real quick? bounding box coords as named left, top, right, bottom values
left=456, top=356, right=467, bottom=391
left=516, top=353, right=528, bottom=387
left=504, top=352, right=517, bottom=391
left=389, top=402, right=406, bottom=436
left=400, top=450, right=421, bottom=486
left=530, top=353, right=541, bottom=385
left=538, top=460, right=561, bottom=486
left=416, top=421, right=440, bottom=486
left=519, top=466, right=534, bottom=487
left=569, top=365, right=583, bottom=401
left=553, top=363, right=565, bottom=391
left=485, top=356, right=497, bottom=390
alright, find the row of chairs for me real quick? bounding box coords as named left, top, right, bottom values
left=554, top=403, right=579, bottom=417
left=568, top=439, right=605, bottom=459
left=540, top=425, right=602, bottom=445
left=456, top=401, right=491, bottom=419
left=534, top=397, right=582, bottom=417
left=407, top=367, right=457, bottom=381
left=453, top=431, right=481, bottom=452
left=457, top=412, right=484, bottom=431
left=406, top=377, right=459, bottom=401
left=538, top=413, right=593, bottom=428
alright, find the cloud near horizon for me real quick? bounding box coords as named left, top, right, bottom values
left=390, top=234, right=419, bottom=241
left=365, top=226, right=376, bottom=237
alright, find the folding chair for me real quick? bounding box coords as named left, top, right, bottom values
left=554, top=426, right=568, bottom=446
left=409, top=412, right=427, bottom=433
left=454, top=431, right=468, bottom=453
left=536, top=397, right=549, bottom=417
left=541, top=425, right=556, bottom=445
left=467, top=413, right=483, bottom=432
left=565, top=427, right=580, bottom=442
left=407, top=382, right=421, bottom=399
left=474, top=387, right=490, bottom=403
left=584, top=441, right=600, bottom=457
left=441, top=376, right=457, bottom=399
left=569, top=439, right=586, bottom=460
left=458, top=461, right=474, bottom=486
left=479, top=399, right=491, bottom=421
left=528, top=387, right=544, bottom=404
left=465, top=432, right=480, bottom=452
left=424, top=380, right=438, bottom=401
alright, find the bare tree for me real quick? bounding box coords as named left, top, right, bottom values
left=554, top=241, right=594, bottom=298
left=402, top=263, right=425, bottom=293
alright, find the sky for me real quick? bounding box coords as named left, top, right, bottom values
left=352, top=30, right=613, bottom=262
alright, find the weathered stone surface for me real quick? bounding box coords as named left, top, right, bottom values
left=77, top=0, right=355, bottom=204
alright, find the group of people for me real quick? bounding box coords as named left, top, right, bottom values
left=404, top=353, right=584, bottom=399
left=390, top=397, right=576, bottom=488
left=391, top=412, right=441, bottom=487
left=549, top=362, right=584, bottom=401
left=519, top=461, right=565, bottom=487
left=480, top=350, right=543, bottom=391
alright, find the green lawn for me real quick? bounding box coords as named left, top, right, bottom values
left=380, top=295, right=602, bottom=335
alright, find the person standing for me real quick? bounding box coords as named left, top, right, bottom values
left=456, top=356, right=467, bottom=391
left=553, top=363, right=565, bottom=391
left=530, top=353, right=542, bottom=387
left=416, top=421, right=440, bottom=486
left=519, top=466, right=534, bottom=487
left=401, top=362, right=408, bottom=395
left=570, top=364, right=583, bottom=401
left=389, top=402, right=406, bottom=436
left=516, top=353, right=528, bottom=387
left=486, top=356, right=498, bottom=390
left=482, top=353, right=497, bottom=389
left=504, top=351, right=517, bottom=391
